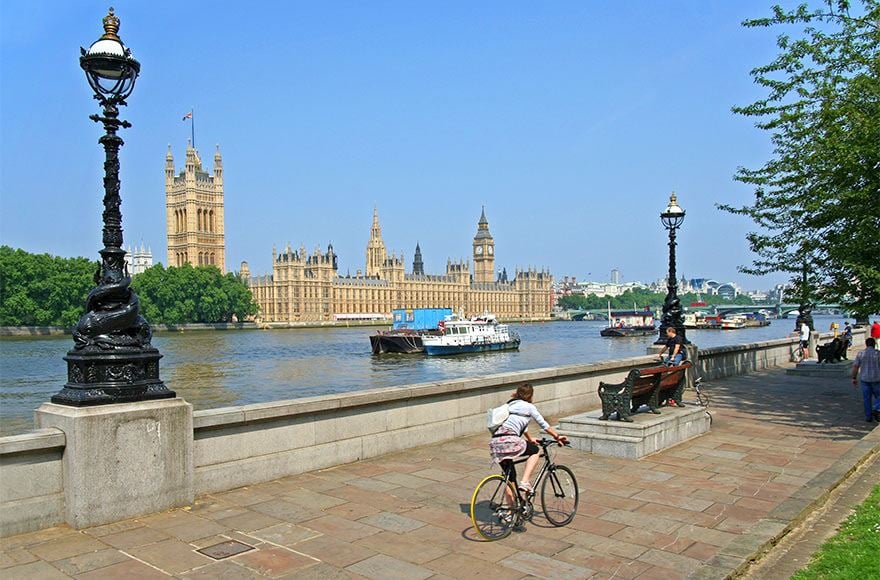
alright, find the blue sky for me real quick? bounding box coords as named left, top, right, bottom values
left=1, top=1, right=794, bottom=290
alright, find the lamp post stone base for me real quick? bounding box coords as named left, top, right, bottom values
left=35, top=398, right=193, bottom=529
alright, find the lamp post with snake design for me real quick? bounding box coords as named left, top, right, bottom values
left=655, top=192, right=688, bottom=345
left=52, top=8, right=175, bottom=405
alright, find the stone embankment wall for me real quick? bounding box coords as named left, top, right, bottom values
left=0, top=330, right=864, bottom=536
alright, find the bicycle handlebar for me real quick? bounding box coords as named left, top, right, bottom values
left=537, top=437, right=571, bottom=447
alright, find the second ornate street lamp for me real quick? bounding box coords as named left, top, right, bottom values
left=52, top=8, right=175, bottom=406
left=655, top=192, right=688, bottom=344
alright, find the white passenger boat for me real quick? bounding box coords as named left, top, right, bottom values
left=720, top=315, right=747, bottom=330
left=422, top=313, right=520, bottom=356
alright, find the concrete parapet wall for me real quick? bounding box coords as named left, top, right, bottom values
left=0, top=429, right=66, bottom=536
left=191, top=360, right=640, bottom=494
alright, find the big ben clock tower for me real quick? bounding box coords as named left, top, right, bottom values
left=473, top=206, right=495, bottom=284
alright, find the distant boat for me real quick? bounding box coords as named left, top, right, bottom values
left=370, top=308, right=452, bottom=354
left=684, top=312, right=721, bottom=329
left=600, top=306, right=656, bottom=337
left=422, top=312, right=520, bottom=355
left=720, top=315, right=747, bottom=330
left=742, top=312, right=771, bottom=327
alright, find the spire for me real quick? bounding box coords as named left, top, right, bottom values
left=413, top=242, right=424, bottom=275
left=371, top=205, right=381, bottom=238
left=474, top=206, right=492, bottom=239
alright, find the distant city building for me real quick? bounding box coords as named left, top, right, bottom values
left=746, top=290, right=769, bottom=301
left=247, top=208, right=553, bottom=322
left=611, top=268, right=620, bottom=285
left=653, top=277, right=742, bottom=299
left=165, top=141, right=226, bottom=272
left=124, top=244, right=153, bottom=276
left=555, top=275, right=647, bottom=299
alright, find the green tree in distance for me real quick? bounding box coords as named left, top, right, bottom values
left=131, top=263, right=258, bottom=324
left=557, top=289, right=754, bottom=311
left=0, top=247, right=258, bottom=327
left=0, top=246, right=96, bottom=327
left=720, top=1, right=880, bottom=322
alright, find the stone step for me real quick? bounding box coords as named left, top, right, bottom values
left=786, top=360, right=853, bottom=377
left=557, top=404, right=710, bottom=460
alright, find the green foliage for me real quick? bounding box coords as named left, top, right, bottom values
left=131, top=263, right=258, bottom=324
left=0, top=248, right=258, bottom=327
left=792, top=484, right=880, bottom=579
left=0, top=246, right=97, bottom=327
left=720, top=1, right=880, bottom=319
left=557, top=289, right=755, bottom=311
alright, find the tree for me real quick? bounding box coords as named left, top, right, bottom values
left=0, top=246, right=96, bottom=327
left=720, top=1, right=880, bottom=321
left=131, top=263, right=258, bottom=324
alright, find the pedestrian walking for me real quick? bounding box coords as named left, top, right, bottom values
left=851, top=337, right=880, bottom=423
left=871, top=320, right=880, bottom=340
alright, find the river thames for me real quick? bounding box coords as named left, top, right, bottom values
left=0, top=317, right=829, bottom=436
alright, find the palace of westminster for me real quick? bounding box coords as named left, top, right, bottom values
left=164, top=143, right=553, bottom=322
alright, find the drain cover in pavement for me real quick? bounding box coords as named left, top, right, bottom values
left=198, top=540, right=255, bottom=559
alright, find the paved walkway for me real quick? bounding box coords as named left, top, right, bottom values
left=2, top=365, right=878, bottom=579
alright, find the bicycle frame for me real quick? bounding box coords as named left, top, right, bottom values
left=500, top=438, right=562, bottom=504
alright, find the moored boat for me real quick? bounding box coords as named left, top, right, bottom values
left=370, top=308, right=452, bottom=354
left=600, top=308, right=656, bottom=337
left=684, top=311, right=721, bottom=329
left=720, top=315, right=747, bottom=330
left=422, top=313, right=520, bottom=355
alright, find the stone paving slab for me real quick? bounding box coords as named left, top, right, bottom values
left=1, top=366, right=878, bottom=579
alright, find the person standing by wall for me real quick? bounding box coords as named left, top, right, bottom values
left=871, top=320, right=880, bottom=340
left=852, top=337, right=880, bottom=423
left=842, top=322, right=853, bottom=359
left=800, top=318, right=812, bottom=360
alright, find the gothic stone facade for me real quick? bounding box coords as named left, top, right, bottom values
left=165, top=142, right=226, bottom=272
left=245, top=208, right=553, bottom=322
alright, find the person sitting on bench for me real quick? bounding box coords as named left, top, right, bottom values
left=658, top=327, right=685, bottom=366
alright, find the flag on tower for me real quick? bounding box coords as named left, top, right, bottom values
left=182, top=112, right=193, bottom=121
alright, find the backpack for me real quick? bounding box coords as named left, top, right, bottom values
left=486, top=401, right=529, bottom=434
left=487, top=403, right=511, bottom=433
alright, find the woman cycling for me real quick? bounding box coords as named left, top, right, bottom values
left=489, top=383, right=568, bottom=494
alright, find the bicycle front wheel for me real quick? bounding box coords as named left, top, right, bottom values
left=541, top=465, right=579, bottom=526
left=470, top=474, right=518, bottom=540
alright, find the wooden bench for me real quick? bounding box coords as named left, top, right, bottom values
left=598, top=361, right=692, bottom=422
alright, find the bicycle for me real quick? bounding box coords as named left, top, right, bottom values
left=791, top=342, right=805, bottom=363
left=469, top=437, right=578, bottom=541
left=692, top=376, right=711, bottom=425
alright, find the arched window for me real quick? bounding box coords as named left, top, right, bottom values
left=210, top=252, right=215, bottom=265
left=209, top=210, right=214, bottom=232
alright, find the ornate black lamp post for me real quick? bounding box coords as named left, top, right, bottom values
left=52, top=8, right=174, bottom=406
left=655, top=192, right=687, bottom=344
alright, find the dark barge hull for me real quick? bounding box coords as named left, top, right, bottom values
left=600, top=327, right=656, bottom=338
left=370, top=332, right=426, bottom=354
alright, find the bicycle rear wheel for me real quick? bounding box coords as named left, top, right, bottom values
left=470, top=474, right=519, bottom=540
left=540, top=465, right=579, bottom=526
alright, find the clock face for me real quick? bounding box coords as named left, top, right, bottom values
left=475, top=246, right=483, bottom=255
left=488, top=246, right=494, bottom=255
